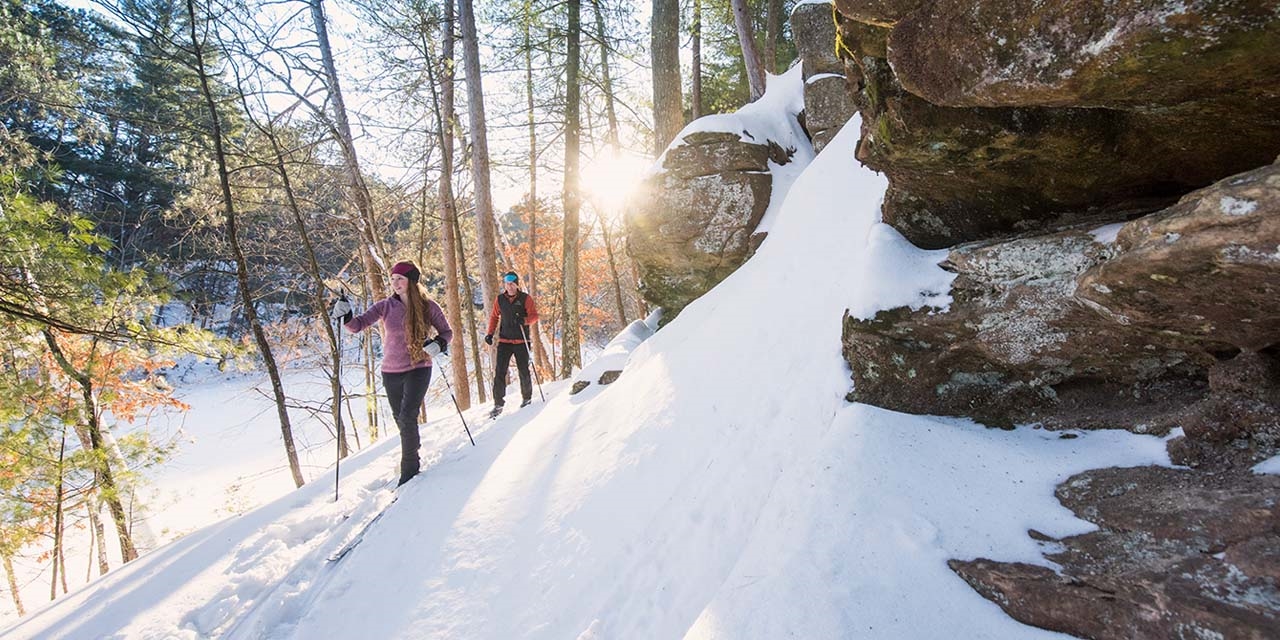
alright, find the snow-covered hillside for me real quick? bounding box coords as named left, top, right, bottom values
left=4, top=77, right=1179, bottom=640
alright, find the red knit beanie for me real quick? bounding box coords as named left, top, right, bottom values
left=390, top=261, right=420, bottom=282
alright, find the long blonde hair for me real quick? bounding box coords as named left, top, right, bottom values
left=400, top=262, right=435, bottom=364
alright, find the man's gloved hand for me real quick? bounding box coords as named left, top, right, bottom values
left=513, top=310, right=526, bottom=324
left=328, top=295, right=352, bottom=323
left=484, top=334, right=493, bottom=346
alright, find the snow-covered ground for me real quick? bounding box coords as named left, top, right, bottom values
left=5, top=73, right=1231, bottom=640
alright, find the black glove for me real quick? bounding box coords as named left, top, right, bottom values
left=513, top=310, right=526, bottom=324
left=431, top=335, right=448, bottom=355
left=484, top=334, right=493, bottom=346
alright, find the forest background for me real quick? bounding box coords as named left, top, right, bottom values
left=0, top=0, right=800, bottom=618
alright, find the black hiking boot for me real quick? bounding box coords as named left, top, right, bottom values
left=489, top=404, right=504, bottom=419
left=520, top=398, right=532, bottom=408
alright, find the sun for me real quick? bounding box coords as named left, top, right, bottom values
left=579, top=150, right=653, bottom=219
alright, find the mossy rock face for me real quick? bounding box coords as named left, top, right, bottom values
left=890, top=0, right=1280, bottom=109
left=792, top=2, right=844, bottom=78
left=833, top=0, right=925, bottom=26
left=835, top=0, right=1280, bottom=248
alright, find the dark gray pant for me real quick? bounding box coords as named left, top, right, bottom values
left=493, top=341, right=531, bottom=406
left=383, top=366, right=432, bottom=484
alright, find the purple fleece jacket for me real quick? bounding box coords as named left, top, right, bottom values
left=345, top=295, right=452, bottom=373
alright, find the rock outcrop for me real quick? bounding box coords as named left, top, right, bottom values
left=626, top=129, right=796, bottom=320
left=843, top=162, right=1280, bottom=446
left=833, top=0, right=1280, bottom=248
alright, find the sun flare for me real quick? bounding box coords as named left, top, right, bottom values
left=579, top=150, right=652, bottom=218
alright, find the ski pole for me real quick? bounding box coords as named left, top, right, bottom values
left=519, top=324, right=545, bottom=402
left=435, top=353, right=475, bottom=446
left=333, top=297, right=343, bottom=502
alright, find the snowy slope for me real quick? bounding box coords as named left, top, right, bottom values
left=5, top=77, right=1174, bottom=640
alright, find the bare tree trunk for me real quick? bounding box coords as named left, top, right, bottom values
left=731, top=0, right=766, bottom=100
left=51, top=431, right=65, bottom=599
left=429, top=0, right=471, bottom=409
left=308, top=0, right=388, bottom=298
left=360, top=279, right=381, bottom=439
left=366, top=338, right=379, bottom=439
left=226, top=40, right=353, bottom=453
left=549, top=285, right=562, bottom=366
left=85, top=508, right=94, bottom=582
left=591, top=0, right=620, bottom=147
left=418, top=180, right=432, bottom=265
left=3, top=553, right=23, bottom=616
left=633, top=257, right=651, bottom=318
left=589, top=0, right=630, bottom=328
left=561, top=0, right=583, bottom=377
left=262, top=128, right=350, bottom=458
left=765, top=0, right=780, bottom=74
left=495, top=223, right=521, bottom=273
left=57, top=537, right=68, bottom=594
left=453, top=213, right=487, bottom=403
left=691, top=0, right=703, bottom=118
left=599, top=219, right=628, bottom=326
left=522, top=15, right=554, bottom=379
left=88, top=500, right=108, bottom=576
left=187, top=0, right=305, bottom=488
left=651, top=0, right=684, bottom=152
left=61, top=429, right=110, bottom=577
left=458, top=0, right=501, bottom=321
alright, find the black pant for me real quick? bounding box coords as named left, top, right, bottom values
left=383, top=366, right=432, bottom=484
left=493, top=341, right=532, bottom=406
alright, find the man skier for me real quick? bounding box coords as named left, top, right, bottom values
left=484, top=271, right=539, bottom=418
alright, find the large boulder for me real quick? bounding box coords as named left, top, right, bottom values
left=842, top=162, right=1280, bottom=442
left=833, top=0, right=1280, bottom=248
left=625, top=131, right=792, bottom=318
